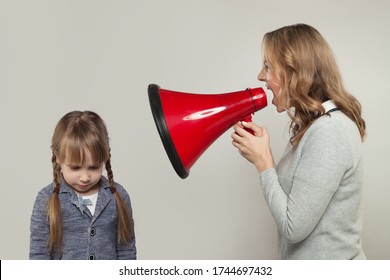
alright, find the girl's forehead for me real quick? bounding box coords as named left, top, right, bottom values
left=63, top=147, right=99, bottom=164
left=59, top=135, right=108, bottom=164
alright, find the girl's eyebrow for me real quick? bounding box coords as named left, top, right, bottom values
left=64, top=161, right=82, bottom=166
left=89, top=162, right=103, bottom=167
left=66, top=164, right=81, bottom=169
left=65, top=161, right=103, bottom=167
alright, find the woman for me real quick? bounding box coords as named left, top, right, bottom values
left=232, top=24, right=366, bottom=259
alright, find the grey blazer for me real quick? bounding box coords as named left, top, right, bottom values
left=29, top=176, right=136, bottom=260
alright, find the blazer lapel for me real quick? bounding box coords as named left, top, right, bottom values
left=91, top=178, right=112, bottom=223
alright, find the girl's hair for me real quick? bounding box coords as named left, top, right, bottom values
left=261, top=24, right=366, bottom=145
left=48, top=110, right=133, bottom=254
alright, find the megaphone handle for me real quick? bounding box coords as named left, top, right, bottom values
left=241, top=114, right=254, bottom=135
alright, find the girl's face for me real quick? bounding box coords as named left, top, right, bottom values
left=59, top=151, right=104, bottom=196
left=258, top=61, right=287, bottom=113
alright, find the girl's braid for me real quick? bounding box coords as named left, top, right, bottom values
left=51, top=153, right=61, bottom=193
left=105, top=149, right=133, bottom=243
left=48, top=153, right=63, bottom=254
left=105, top=149, right=117, bottom=194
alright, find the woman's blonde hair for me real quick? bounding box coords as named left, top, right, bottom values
left=262, top=24, right=366, bottom=145
left=48, top=111, right=133, bottom=254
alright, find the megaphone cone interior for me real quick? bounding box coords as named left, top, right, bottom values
left=148, top=84, right=267, bottom=179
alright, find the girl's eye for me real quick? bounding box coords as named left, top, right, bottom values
left=70, top=166, right=81, bottom=171
left=89, top=166, right=100, bottom=170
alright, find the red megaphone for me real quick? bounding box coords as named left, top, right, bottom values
left=148, top=84, right=267, bottom=179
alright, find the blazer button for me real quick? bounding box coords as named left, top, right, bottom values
left=88, top=253, right=96, bottom=260
left=90, top=227, right=96, bottom=236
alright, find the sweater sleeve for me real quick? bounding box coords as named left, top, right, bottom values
left=29, top=189, right=52, bottom=259
left=260, top=119, right=351, bottom=243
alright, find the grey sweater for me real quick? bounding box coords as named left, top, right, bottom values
left=260, top=109, right=366, bottom=259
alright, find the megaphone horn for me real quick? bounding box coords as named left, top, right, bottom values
left=148, top=84, right=267, bottom=179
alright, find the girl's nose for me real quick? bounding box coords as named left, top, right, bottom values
left=80, top=171, right=91, bottom=183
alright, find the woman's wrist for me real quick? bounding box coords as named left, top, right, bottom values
left=254, top=159, right=274, bottom=173
left=254, top=151, right=275, bottom=173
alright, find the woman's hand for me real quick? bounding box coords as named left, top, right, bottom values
left=231, top=121, right=274, bottom=173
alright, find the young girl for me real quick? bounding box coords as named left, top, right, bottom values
left=30, top=110, right=136, bottom=260
left=232, top=24, right=366, bottom=259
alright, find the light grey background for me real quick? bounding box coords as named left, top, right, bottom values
left=1, top=0, right=389, bottom=259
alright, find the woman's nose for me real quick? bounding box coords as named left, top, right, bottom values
left=258, top=69, right=266, bottom=82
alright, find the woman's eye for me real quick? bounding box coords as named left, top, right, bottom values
left=263, top=61, right=271, bottom=72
